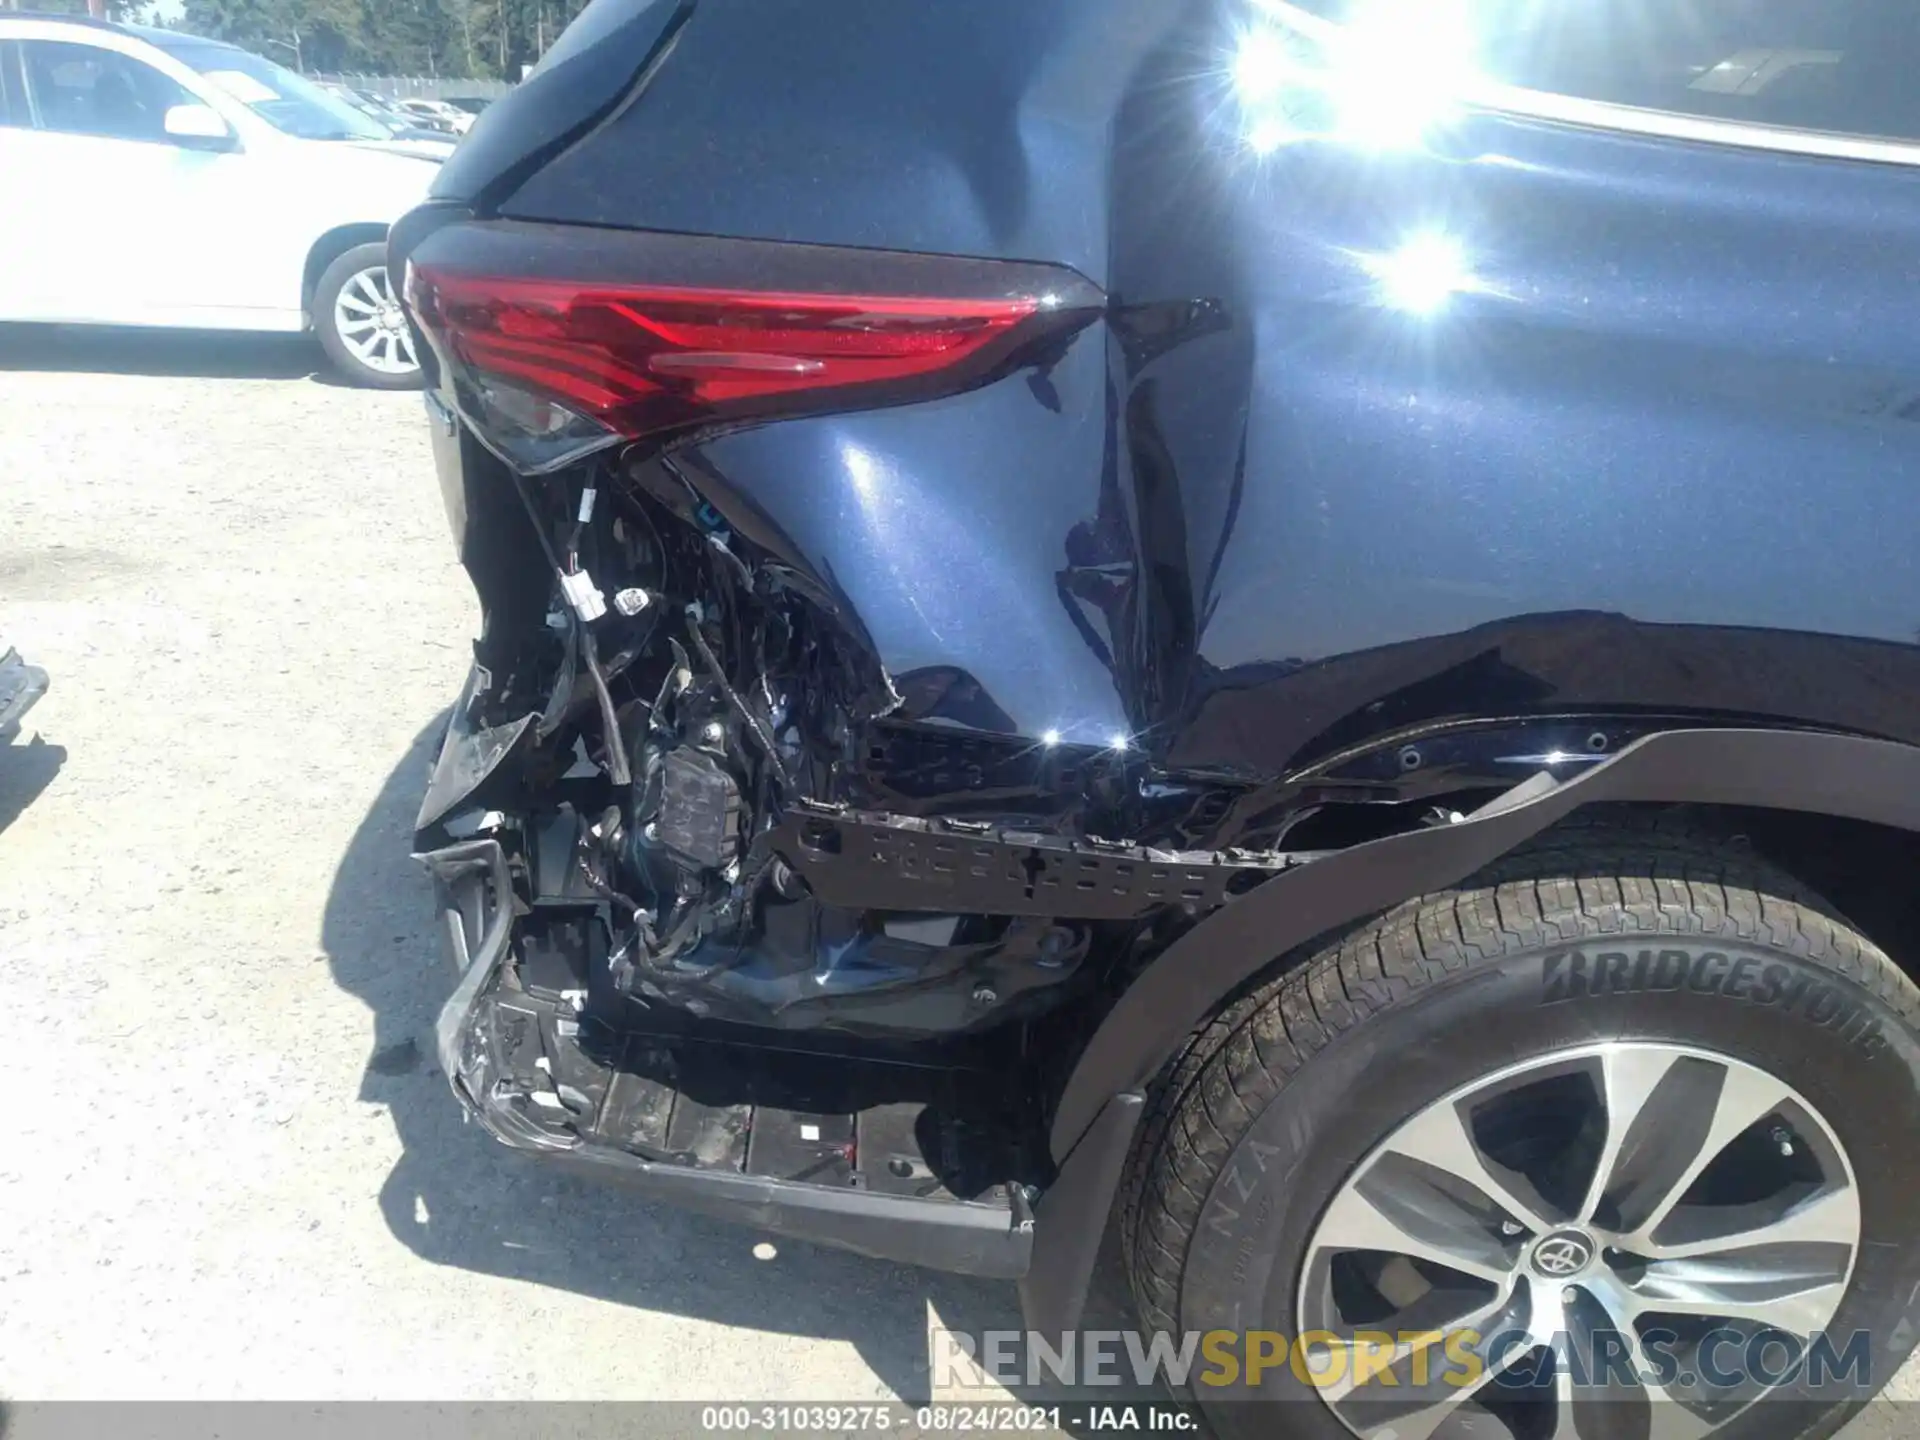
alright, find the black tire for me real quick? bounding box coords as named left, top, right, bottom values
left=1120, top=815, right=1920, bottom=1440
left=312, top=242, right=422, bottom=390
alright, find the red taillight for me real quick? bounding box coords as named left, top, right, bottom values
left=408, top=266, right=1052, bottom=472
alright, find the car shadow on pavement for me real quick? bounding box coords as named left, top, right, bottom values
left=323, top=718, right=1137, bottom=1406
left=0, top=323, right=325, bottom=381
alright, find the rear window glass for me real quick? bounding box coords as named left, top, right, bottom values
left=1291, top=0, right=1920, bottom=145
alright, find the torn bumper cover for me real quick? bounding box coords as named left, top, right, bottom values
left=416, top=839, right=553, bottom=1144
left=415, top=836, right=1037, bottom=1277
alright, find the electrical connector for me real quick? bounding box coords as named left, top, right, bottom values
left=558, top=567, right=606, bottom=622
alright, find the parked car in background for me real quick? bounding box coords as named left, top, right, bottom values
left=317, top=80, right=458, bottom=159
left=443, top=95, right=490, bottom=118
left=324, top=82, right=397, bottom=118
left=0, top=14, right=436, bottom=385
left=392, top=96, right=471, bottom=134
left=398, top=0, right=1920, bottom=1435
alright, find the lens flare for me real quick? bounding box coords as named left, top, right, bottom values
left=1232, top=25, right=1295, bottom=105
left=1323, top=0, right=1478, bottom=148
left=1368, top=232, right=1474, bottom=315
left=1233, top=0, right=1481, bottom=153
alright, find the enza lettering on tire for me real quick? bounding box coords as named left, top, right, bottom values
left=1543, top=948, right=1888, bottom=1058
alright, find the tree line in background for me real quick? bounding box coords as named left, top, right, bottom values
left=25, top=0, right=588, bottom=80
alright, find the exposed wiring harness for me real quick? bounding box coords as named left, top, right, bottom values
left=684, top=602, right=795, bottom=793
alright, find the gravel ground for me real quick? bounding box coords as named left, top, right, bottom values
left=0, top=326, right=1911, bottom=1433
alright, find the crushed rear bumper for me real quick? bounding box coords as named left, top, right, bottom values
left=414, top=834, right=1036, bottom=1277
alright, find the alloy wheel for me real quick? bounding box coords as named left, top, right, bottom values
left=1296, top=1042, right=1860, bottom=1440
left=332, top=264, right=418, bottom=376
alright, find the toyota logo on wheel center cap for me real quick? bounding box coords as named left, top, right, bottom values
left=1530, top=1229, right=1597, bottom=1278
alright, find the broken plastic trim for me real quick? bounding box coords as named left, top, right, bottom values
left=0, top=645, right=49, bottom=739
left=417, top=669, right=538, bottom=831
left=415, top=838, right=527, bottom=1113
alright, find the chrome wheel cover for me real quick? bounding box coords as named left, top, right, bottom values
left=1296, top=1042, right=1860, bottom=1439
left=332, top=264, right=418, bottom=376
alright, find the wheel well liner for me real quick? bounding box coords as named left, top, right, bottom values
left=1050, top=726, right=1920, bottom=1160
left=303, top=224, right=391, bottom=311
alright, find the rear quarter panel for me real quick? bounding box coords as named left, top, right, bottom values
left=1106, top=32, right=1920, bottom=774
left=497, top=0, right=1920, bottom=785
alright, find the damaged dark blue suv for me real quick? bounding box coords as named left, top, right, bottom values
left=396, top=0, right=1920, bottom=1432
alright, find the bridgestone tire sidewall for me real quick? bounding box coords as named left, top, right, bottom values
left=1181, top=941, right=1920, bottom=1440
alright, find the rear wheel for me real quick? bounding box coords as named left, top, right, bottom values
left=1121, top=818, right=1920, bottom=1440
left=313, top=242, right=420, bottom=389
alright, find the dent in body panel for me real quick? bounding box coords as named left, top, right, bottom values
left=667, top=324, right=1139, bottom=748
left=460, top=0, right=1920, bottom=819
left=1098, top=1, right=1920, bottom=779
left=659, top=10, right=1920, bottom=805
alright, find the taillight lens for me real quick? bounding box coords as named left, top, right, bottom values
left=401, top=223, right=1100, bottom=474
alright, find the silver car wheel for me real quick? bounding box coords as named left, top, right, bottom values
left=1296, top=1042, right=1860, bottom=1440
left=331, top=263, right=419, bottom=376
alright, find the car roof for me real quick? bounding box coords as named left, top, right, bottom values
left=0, top=10, right=124, bottom=31
left=126, top=25, right=243, bottom=56
left=0, top=14, right=247, bottom=57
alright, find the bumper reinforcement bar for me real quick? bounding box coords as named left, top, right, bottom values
left=771, top=800, right=1300, bottom=919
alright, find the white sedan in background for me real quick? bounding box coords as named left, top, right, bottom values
left=392, top=96, right=474, bottom=135
left=0, top=14, right=440, bottom=386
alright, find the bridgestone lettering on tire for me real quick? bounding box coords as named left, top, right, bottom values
left=1118, top=814, right=1920, bottom=1440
